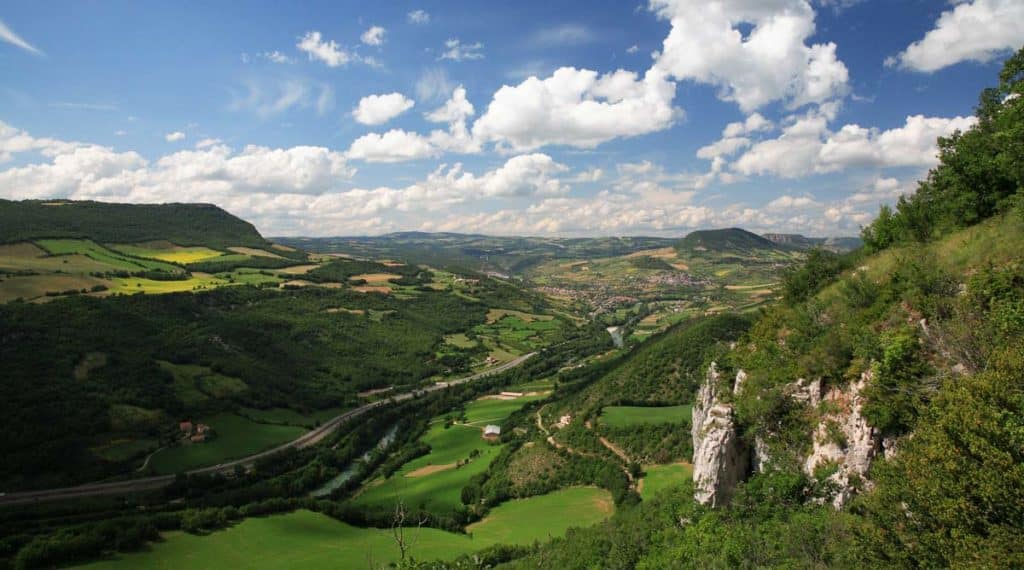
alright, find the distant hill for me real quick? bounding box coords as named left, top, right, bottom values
left=0, top=200, right=267, bottom=248
left=674, top=228, right=782, bottom=255
left=762, top=233, right=862, bottom=253
left=275, top=233, right=678, bottom=274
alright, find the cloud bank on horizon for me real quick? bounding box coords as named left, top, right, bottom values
left=0, top=1, right=1020, bottom=237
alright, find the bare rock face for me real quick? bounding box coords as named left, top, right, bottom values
left=788, top=378, right=822, bottom=407
left=752, top=435, right=771, bottom=473
left=692, top=364, right=749, bottom=507
left=803, top=369, right=882, bottom=508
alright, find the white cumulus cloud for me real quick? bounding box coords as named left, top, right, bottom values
left=352, top=93, right=415, bottom=125
left=650, top=0, right=849, bottom=112
left=361, top=26, right=386, bottom=46
left=885, top=0, right=1024, bottom=73
left=472, top=67, right=679, bottom=151
left=730, top=111, right=977, bottom=178
left=346, top=130, right=437, bottom=163
left=165, top=131, right=186, bottom=142
left=297, top=31, right=354, bottom=67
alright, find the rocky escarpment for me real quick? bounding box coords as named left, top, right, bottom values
left=801, top=370, right=883, bottom=508
left=692, top=364, right=889, bottom=509
left=691, top=363, right=749, bottom=507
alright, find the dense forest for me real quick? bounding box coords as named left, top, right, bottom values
left=0, top=275, right=565, bottom=490
left=0, top=200, right=267, bottom=248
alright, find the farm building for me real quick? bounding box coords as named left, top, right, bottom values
left=482, top=425, right=501, bottom=440
left=180, top=421, right=213, bottom=443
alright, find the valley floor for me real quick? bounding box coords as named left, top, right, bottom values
left=78, top=487, right=612, bottom=569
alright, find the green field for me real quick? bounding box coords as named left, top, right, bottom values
left=218, top=268, right=283, bottom=286
left=158, top=361, right=248, bottom=405
left=81, top=488, right=612, bottom=569
left=107, top=274, right=229, bottom=295
left=639, top=463, right=694, bottom=501
left=36, top=239, right=180, bottom=272
left=238, top=406, right=346, bottom=429
left=599, top=405, right=692, bottom=428
left=147, top=413, right=306, bottom=474
left=90, top=438, right=159, bottom=463
left=352, top=394, right=544, bottom=512
left=443, top=332, right=477, bottom=348
left=110, top=243, right=227, bottom=264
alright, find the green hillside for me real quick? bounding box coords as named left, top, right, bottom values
left=675, top=227, right=784, bottom=255
left=501, top=48, right=1024, bottom=570
left=276, top=233, right=678, bottom=274
left=0, top=200, right=267, bottom=249
left=762, top=232, right=862, bottom=252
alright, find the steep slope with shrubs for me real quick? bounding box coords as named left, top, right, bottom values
left=471, top=47, right=1024, bottom=570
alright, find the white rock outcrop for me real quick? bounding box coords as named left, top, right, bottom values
left=802, top=369, right=882, bottom=508
left=692, top=364, right=749, bottom=507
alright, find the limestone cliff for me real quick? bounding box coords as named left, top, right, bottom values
left=692, top=363, right=749, bottom=507
left=802, top=369, right=882, bottom=508
left=693, top=363, right=888, bottom=509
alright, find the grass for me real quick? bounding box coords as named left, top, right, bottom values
left=238, top=406, right=346, bottom=429
left=599, top=405, right=692, bottom=428
left=352, top=394, right=544, bottom=513
left=474, top=313, right=564, bottom=356
left=0, top=274, right=105, bottom=302
left=219, top=269, right=282, bottom=286
left=82, top=488, right=613, bottom=569
left=354, top=423, right=499, bottom=512
left=466, top=486, right=613, bottom=542
left=107, top=274, right=228, bottom=295
left=485, top=308, right=554, bottom=324
left=91, top=438, right=159, bottom=463
left=444, top=333, right=477, bottom=348
left=110, top=243, right=226, bottom=264
left=158, top=361, right=248, bottom=405
left=109, top=404, right=164, bottom=432
left=227, top=246, right=283, bottom=258
left=639, top=463, right=693, bottom=501
left=36, top=239, right=179, bottom=272
left=0, top=239, right=289, bottom=301
left=147, top=413, right=306, bottom=474
left=463, top=395, right=544, bottom=425
left=0, top=242, right=116, bottom=274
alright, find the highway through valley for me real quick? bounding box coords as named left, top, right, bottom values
left=0, top=353, right=535, bottom=508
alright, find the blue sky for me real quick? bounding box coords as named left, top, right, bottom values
left=0, top=0, right=1021, bottom=236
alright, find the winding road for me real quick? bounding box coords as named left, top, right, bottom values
left=0, top=353, right=535, bottom=508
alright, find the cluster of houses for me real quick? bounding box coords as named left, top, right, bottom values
left=178, top=420, right=213, bottom=443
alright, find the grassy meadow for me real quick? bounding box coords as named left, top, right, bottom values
left=37, top=239, right=180, bottom=272
left=639, top=463, right=694, bottom=501
left=80, top=487, right=613, bottom=569
left=352, top=393, right=545, bottom=513
left=599, top=405, right=692, bottom=428
left=147, top=413, right=306, bottom=474
left=110, top=242, right=227, bottom=263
